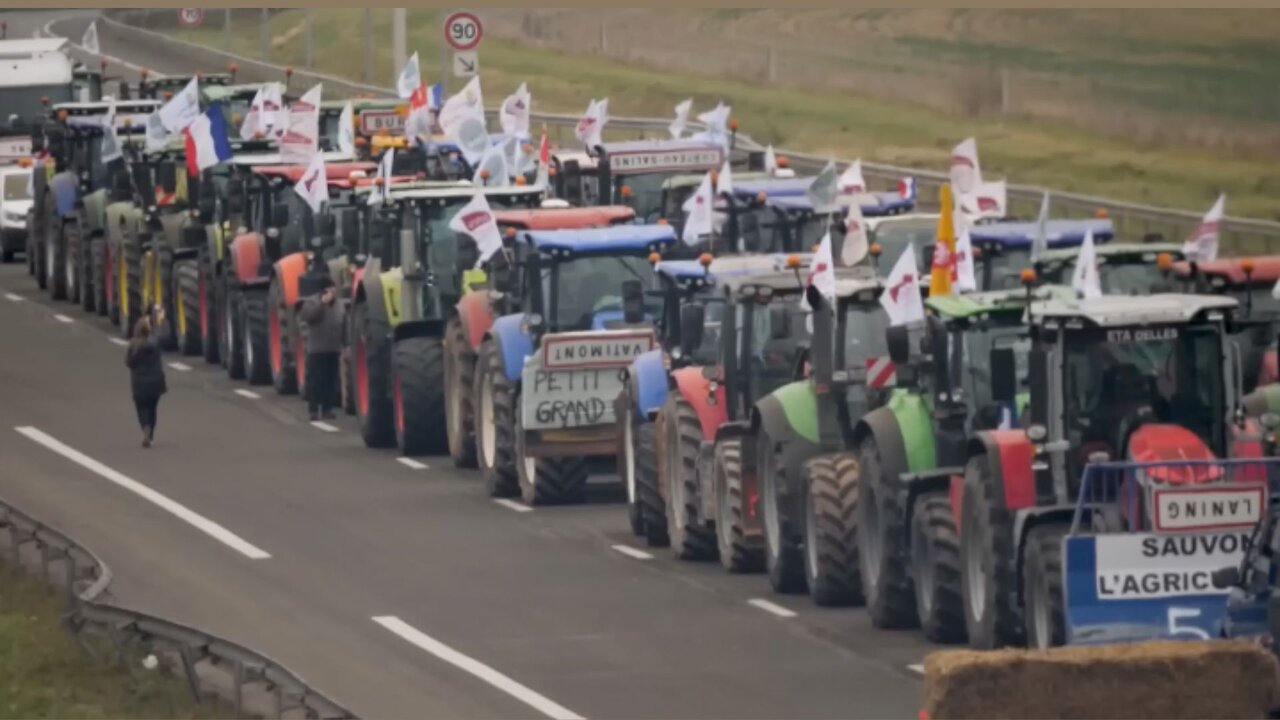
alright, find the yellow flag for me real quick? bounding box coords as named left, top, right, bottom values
left=929, top=182, right=957, bottom=297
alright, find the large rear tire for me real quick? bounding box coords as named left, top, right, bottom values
left=960, top=452, right=1023, bottom=649
left=46, top=219, right=66, bottom=300
left=156, top=246, right=177, bottom=350
left=760, top=428, right=805, bottom=593
left=121, top=236, right=143, bottom=339
left=74, top=225, right=94, bottom=312
left=222, top=285, right=245, bottom=380
left=857, top=435, right=919, bottom=629
left=353, top=302, right=395, bottom=448
left=515, top=407, right=589, bottom=506
left=174, top=259, right=202, bottom=356
left=64, top=219, right=82, bottom=306
left=620, top=402, right=645, bottom=537
left=199, top=252, right=220, bottom=364
left=268, top=276, right=298, bottom=395
left=241, top=291, right=272, bottom=385
left=910, top=492, right=966, bottom=643
left=393, top=336, right=448, bottom=456
left=445, top=318, right=478, bottom=468
left=637, top=419, right=668, bottom=547
left=474, top=338, right=518, bottom=497
left=802, top=453, right=863, bottom=606
left=90, top=236, right=107, bottom=316
left=1023, top=523, right=1068, bottom=650
left=715, top=438, right=762, bottom=572
left=663, top=393, right=717, bottom=561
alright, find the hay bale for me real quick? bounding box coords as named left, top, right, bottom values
left=923, top=640, right=1280, bottom=719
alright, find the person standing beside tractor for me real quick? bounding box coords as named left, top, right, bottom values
left=301, top=282, right=344, bottom=421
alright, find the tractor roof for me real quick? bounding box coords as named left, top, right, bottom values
left=251, top=162, right=377, bottom=182
left=519, top=224, right=677, bottom=255
left=493, top=205, right=634, bottom=230
left=1039, top=242, right=1182, bottom=264
left=1027, top=293, right=1238, bottom=327
left=927, top=285, right=1075, bottom=320
left=203, top=82, right=278, bottom=100
left=229, top=150, right=354, bottom=166
left=321, top=98, right=401, bottom=111
left=865, top=213, right=940, bottom=232
left=732, top=177, right=814, bottom=199
left=1172, top=256, right=1280, bottom=284
left=145, top=74, right=232, bottom=89
left=719, top=265, right=877, bottom=299
left=595, top=140, right=725, bottom=175
left=766, top=192, right=915, bottom=218
left=0, top=38, right=68, bottom=55
left=655, top=253, right=811, bottom=283
left=969, top=218, right=1114, bottom=248
left=388, top=184, right=544, bottom=202
left=662, top=171, right=773, bottom=191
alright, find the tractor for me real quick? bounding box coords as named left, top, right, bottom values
left=447, top=204, right=637, bottom=468
left=1038, top=240, right=1184, bottom=296
left=348, top=183, right=545, bottom=453
left=1173, top=256, right=1280, bottom=393
left=471, top=224, right=676, bottom=504
left=965, top=218, right=1114, bottom=292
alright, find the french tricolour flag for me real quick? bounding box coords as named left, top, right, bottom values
left=428, top=83, right=444, bottom=112
left=184, top=102, right=233, bottom=176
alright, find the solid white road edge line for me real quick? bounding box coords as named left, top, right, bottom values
left=908, top=664, right=925, bottom=675
left=167, top=362, right=192, bottom=371
left=310, top=421, right=340, bottom=433
left=109, top=337, right=128, bottom=346
left=493, top=499, right=532, bottom=514
left=397, top=457, right=428, bottom=470
left=14, top=426, right=271, bottom=560
left=747, top=598, right=798, bottom=618
left=4, top=292, right=22, bottom=301
left=54, top=314, right=74, bottom=323
left=610, top=544, right=653, bottom=560
left=372, top=616, right=585, bottom=720
left=234, top=389, right=261, bottom=399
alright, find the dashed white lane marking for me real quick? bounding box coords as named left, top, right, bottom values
left=747, top=598, right=798, bottom=618
left=310, top=421, right=340, bottom=433
left=54, top=314, right=74, bottom=323
left=109, top=337, right=128, bottom=346
left=167, top=362, right=192, bottom=371
left=493, top=499, right=532, bottom=514
left=611, top=544, right=654, bottom=560
left=14, top=426, right=271, bottom=560
left=372, top=616, right=584, bottom=720
left=397, top=457, right=429, bottom=470
left=234, top=389, right=261, bottom=399
left=908, top=663, right=925, bottom=675
left=4, top=292, right=23, bottom=301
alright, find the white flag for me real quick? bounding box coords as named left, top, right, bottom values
left=669, top=98, right=692, bottom=140
left=880, top=249, right=925, bottom=326
left=472, top=142, right=509, bottom=187
left=281, top=83, right=321, bottom=165
left=717, top=157, right=733, bottom=197
left=954, top=216, right=977, bottom=293
left=337, top=102, right=355, bottom=158
left=81, top=21, right=100, bottom=55
left=396, top=51, right=421, bottom=99
left=100, top=115, right=122, bottom=163
left=694, top=102, right=731, bottom=149
left=438, top=76, right=485, bottom=137
left=764, top=145, right=777, bottom=175
left=807, top=160, right=840, bottom=215
left=804, top=231, right=836, bottom=312
left=293, top=153, right=328, bottom=215
left=681, top=172, right=714, bottom=246
left=239, top=86, right=265, bottom=141
left=145, top=111, right=169, bottom=153
left=158, top=76, right=200, bottom=133
left=1072, top=229, right=1102, bottom=299
left=499, top=82, right=531, bottom=137
left=262, top=82, right=284, bottom=137
left=1029, top=191, right=1050, bottom=264
left=842, top=201, right=868, bottom=266
left=1183, top=194, right=1225, bottom=263
left=839, top=159, right=866, bottom=194
left=575, top=98, right=608, bottom=148
left=950, top=137, right=982, bottom=196
left=958, top=180, right=1007, bottom=221
left=448, top=192, right=504, bottom=266
left=368, top=147, right=394, bottom=206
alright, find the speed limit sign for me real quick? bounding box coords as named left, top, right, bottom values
left=177, top=8, right=204, bottom=28
left=443, top=11, right=482, bottom=51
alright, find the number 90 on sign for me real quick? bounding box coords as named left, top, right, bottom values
left=443, top=12, right=483, bottom=51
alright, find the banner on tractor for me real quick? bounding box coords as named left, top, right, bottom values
left=608, top=147, right=723, bottom=174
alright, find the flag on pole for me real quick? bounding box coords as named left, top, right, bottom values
left=575, top=98, right=608, bottom=148
left=693, top=102, right=731, bottom=149
left=929, top=183, right=957, bottom=297
left=183, top=103, right=233, bottom=175
left=448, top=192, right=504, bottom=266
left=145, top=111, right=168, bottom=153
left=806, top=160, right=839, bottom=215
left=717, top=157, right=733, bottom=197
left=1183, top=194, right=1225, bottom=263
left=499, top=83, right=531, bottom=138
left=949, top=137, right=982, bottom=196
left=438, top=76, right=484, bottom=137
left=804, top=230, right=836, bottom=312
left=764, top=145, right=777, bottom=175
left=158, top=76, right=200, bottom=133
left=669, top=98, right=692, bottom=140
left=881, top=248, right=925, bottom=326
left=81, top=21, right=100, bottom=55
left=472, top=142, right=509, bottom=187
left=1072, top=229, right=1102, bottom=299
left=293, top=153, right=328, bottom=215
left=337, top=102, right=355, bottom=158
left=957, top=180, right=1007, bottom=221
left=239, top=86, right=265, bottom=140
left=262, top=83, right=284, bottom=137
left=405, top=82, right=433, bottom=144
left=681, top=172, right=714, bottom=246
left=839, top=159, right=865, bottom=194
left=99, top=100, right=122, bottom=163
left=1029, top=191, right=1050, bottom=264
left=954, top=214, right=977, bottom=293
left=281, top=83, right=321, bottom=165
left=368, top=147, right=394, bottom=206
left=396, top=51, right=421, bottom=99
left=535, top=124, right=550, bottom=191
left=842, top=201, right=868, bottom=266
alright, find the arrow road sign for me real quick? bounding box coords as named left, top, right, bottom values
left=453, top=51, right=478, bottom=78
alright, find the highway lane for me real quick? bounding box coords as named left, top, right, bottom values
left=0, top=256, right=932, bottom=719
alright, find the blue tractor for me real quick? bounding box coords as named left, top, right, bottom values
left=472, top=224, right=677, bottom=505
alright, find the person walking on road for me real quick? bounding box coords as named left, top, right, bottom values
left=125, top=308, right=168, bottom=448
left=301, top=281, right=344, bottom=421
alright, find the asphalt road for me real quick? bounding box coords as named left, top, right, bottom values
left=0, top=10, right=937, bottom=718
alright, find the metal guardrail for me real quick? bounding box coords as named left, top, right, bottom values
left=90, top=11, right=1280, bottom=255
left=0, top=496, right=355, bottom=720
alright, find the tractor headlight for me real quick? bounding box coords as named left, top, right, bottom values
left=1026, top=424, right=1048, bottom=443
left=669, top=347, right=683, bottom=362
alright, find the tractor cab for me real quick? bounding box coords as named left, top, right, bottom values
left=962, top=217, right=1115, bottom=291
left=1039, top=241, right=1184, bottom=296
left=657, top=171, right=774, bottom=225
left=0, top=37, right=79, bottom=150
left=1173, top=256, right=1280, bottom=391
left=865, top=214, right=939, bottom=276
left=204, top=80, right=289, bottom=136
left=243, top=162, right=377, bottom=262
left=138, top=73, right=232, bottom=102
left=565, top=140, right=727, bottom=222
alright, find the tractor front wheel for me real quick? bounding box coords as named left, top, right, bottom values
left=352, top=302, right=395, bottom=448
left=173, top=259, right=202, bottom=356
left=90, top=236, right=107, bottom=316
left=1023, top=523, right=1068, bottom=650
left=241, top=292, right=271, bottom=385
left=857, top=435, right=918, bottom=629
left=663, top=393, right=717, bottom=561
left=515, top=405, right=588, bottom=506
left=715, top=438, right=761, bottom=572
left=268, top=276, right=298, bottom=395
left=445, top=318, right=478, bottom=468
left=802, top=453, right=863, bottom=607
left=474, top=338, right=518, bottom=497
left=760, top=428, right=805, bottom=593
left=393, top=336, right=448, bottom=456
left=910, top=491, right=965, bottom=643
left=960, top=452, right=1023, bottom=649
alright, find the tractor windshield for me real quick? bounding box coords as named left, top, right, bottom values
left=616, top=173, right=669, bottom=223
left=545, top=254, right=659, bottom=331
left=838, top=301, right=890, bottom=370
left=1097, top=261, right=1168, bottom=296
left=0, top=85, right=74, bottom=129
left=869, top=219, right=935, bottom=276
left=741, top=299, right=811, bottom=401
left=692, top=297, right=726, bottom=366
left=981, top=247, right=1034, bottom=291
left=1063, top=325, right=1225, bottom=461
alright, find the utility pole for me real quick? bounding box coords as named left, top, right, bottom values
left=223, top=9, right=231, bottom=53
left=260, top=8, right=269, bottom=63
left=438, top=8, right=450, bottom=96
left=362, top=10, right=372, bottom=85
left=392, top=8, right=406, bottom=88
left=304, top=10, right=313, bottom=69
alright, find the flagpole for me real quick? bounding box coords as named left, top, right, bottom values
left=438, top=8, right=450, bottom=97
left=393, top=9, right=407, bottom=89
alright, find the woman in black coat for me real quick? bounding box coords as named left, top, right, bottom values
left=125, top=310, right=168, bottom=447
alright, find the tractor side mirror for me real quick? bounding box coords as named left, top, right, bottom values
left=157, top=163, right=177, bottom=195
left=679, top=304, right=704, bottom=356
left=990, top=347, right=1017, bottom=404
left=769, top=306, right=791, bottom=340
left=622, top=279, right=645, bottom=325
left=1212, top=566, right=1241, bottom=590
left=886, top=325, right=911, bottom=365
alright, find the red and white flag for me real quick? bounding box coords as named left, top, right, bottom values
left=281, top=83, right=321, bottom=165
left=499, top=82, right=531, bottom=137
left=880, top=249, right=925, bottom=326
left=405, top=82, right=433, bottom=144
left=575, top=98, right=608, bottom=148
left=949, top=137, right=981, bottom=196
left=804, top=230, right=836, bottom=311
left=448, top=192, right=504, bottom=266
left=842, top=201, right=868, bottom=266
left=293, top=153, right=328, bottom=215
left=681, top=172, right=714, bottom=246
left=1183, top=194, right=1225, bottom=263
left=839, top=159, right=866, bottom=194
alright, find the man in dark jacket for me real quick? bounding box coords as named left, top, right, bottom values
left=300, top=281, right=345, bottom=421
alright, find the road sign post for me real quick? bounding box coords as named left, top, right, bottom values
left=453, top=51, right=478, bottom=78
left=443, top=11, right=482, bottom=89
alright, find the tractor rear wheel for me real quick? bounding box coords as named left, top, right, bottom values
left=241, top=291, right=271, bottom=385
left=156, top=246, right=177, bottom=350
left=64, top=220, right=82, bottom=306
left=268, top=276, right=298, bottom=395
left=515, top=407, right=588, bottom=506
left=637, top=419, right=668, bottom=547
left=910, top=492, right=965, bottom=643
left=121, top=236, right=143, bottom=339
left=663, top=393, right=717, bottom=561
left=475, top=338, right=518, bottom=497
left=90, top=237, right=107, bottom=316
left=857, top=435, right=919, bottom=629
left=199, top=252, right=219, bottom=364
left=445, top=318, right=478, bottom=468
left=619, top=401, right=645, bottom=537
left=353, top=302, right=395, bottom=448
left=222, top=286, right=245, bottom=379
left=760, top=428, right=805, bottom=593
left=105, top=240, right=119, bottom=325
left=340, top=314, right=356, bottom=415
left=46, top=220, right=66, bottom=300
left=393, top=336, right=448, bottom=456
left=74, top=225, right=94, bottom=312
left=1023, top=523, right=1068, bottom=650
left=960, top=452, right=1023, bottom=649
left=173, top=259, right=202, bottom=356
left=715, top=438, right=761, bottom=572
left=802, top=453, right=863, bottom=606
